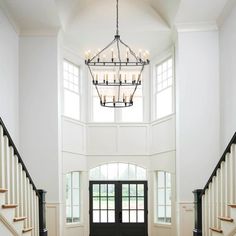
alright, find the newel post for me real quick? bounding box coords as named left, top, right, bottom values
left=38, top=189, right=48, bottom=236
left=193, top=189, right=203, bottom=236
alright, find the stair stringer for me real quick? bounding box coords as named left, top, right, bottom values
left=0, top=211, right=20, bottom=236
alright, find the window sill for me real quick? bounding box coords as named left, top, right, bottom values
left=153, top=223, right=172, bottom=228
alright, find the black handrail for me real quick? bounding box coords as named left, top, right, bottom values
left=0, top=117, right=39, bottom=196
left=202, top=132, right=236, bottom=195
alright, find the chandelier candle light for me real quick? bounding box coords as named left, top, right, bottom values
left=85, top=0, right=150, bottom=108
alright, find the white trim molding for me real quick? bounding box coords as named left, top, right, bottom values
left=175, top=22, right=218, bottom=33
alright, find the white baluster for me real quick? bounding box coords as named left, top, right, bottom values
left=4, top=136, right=10, bottom=204
left=208, top=183, right=212, bottom=235
left=30, top=186, right=35, bottom=236
left=23, top=172, right=28, bottom=228
left=14, top=154, right=19, bottom=217
left=9, top=147, right=15, bottom=205
left=225, top=154, right=229, bottom=216
left=0, top=126, right=5, bottom=189
left=205, top=190, right=209, bottom=236
left=27, top=179, right=31, bottom=229
left=220, top=161, right=225, bottom=216
left=216, top=169, right=220, bottom=229
left=212, top=177, right=216, bottom=228
left=202, top=194, right=205, bottom=236
left=19, top=163, right=24, bottom=217
left=36, top=195, right=39, bottom=236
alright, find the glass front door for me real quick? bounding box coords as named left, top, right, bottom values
left=89, top=181, right=148, bottom=236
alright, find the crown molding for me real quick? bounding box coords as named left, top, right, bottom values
left=217, top=0, right=236, bottom=27
left=0, top=1, right=20, bottom=35
left=20, top=28, right=60, bottom=37
left=175, top=22, right=218, bottom=33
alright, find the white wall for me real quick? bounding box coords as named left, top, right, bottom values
left=175, top=29, right=220, bottom=236
left=0, top=7, right=19, bottom=144
left=219, top=3, right=236, bottom=151
left=19, top=35, right=60, bottom=203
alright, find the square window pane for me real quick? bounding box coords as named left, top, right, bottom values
left=93, top=210, right=100, bottom=223
left=66, top=206, right=72, bottom=219
left=138, top=197, right=144, bottom=209
left=158, top=206, right=165, bottom=218
left=66, top=189, right=71, bottom=206
left=73, top=206, right=80, bottom=222
left=166, top=206, right=171, bottom=218
left=137, top=184, right=144, bottom=196
left=122, top=210, right=129, bottom=223
left=166, top=173, right=171, bottom=188
left=66, top=174, right=72, bottom=189
left=166, top=189, right=171, bottom=205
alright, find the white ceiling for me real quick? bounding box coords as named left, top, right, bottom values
left=1, top=0, right=231, bottom=56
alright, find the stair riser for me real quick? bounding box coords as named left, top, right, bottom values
left=221, top=220, right=236, bottom=236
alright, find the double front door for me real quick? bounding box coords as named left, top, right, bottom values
left=89, top=181, right=148, bottom=236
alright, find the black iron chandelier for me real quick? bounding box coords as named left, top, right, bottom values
left=85, top=0, right=150, bottom=108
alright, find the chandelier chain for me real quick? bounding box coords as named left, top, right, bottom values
left=116, top=0, right=119, bottom=35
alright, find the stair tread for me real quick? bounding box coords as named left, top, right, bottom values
left=210, top=227, right=223, bottom=233
left=2, top=204, right=18, bottom=209
left=0, top=188, right=8, bottom=193
left=22, top=227, right=33, bottom=233
left=14, top=216, right=27, bottom=222
left=218, top=216, right=234, bottom=222
left=228, top=204, right=236, bottom=208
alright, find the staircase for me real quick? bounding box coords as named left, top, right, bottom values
left=193, top=133, right=236, bottom=236
left=0, top=117, right=47, bottom=236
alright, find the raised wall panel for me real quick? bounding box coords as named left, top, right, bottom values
left=151, top=117, right=175, bottom=154
left=62, top=119, right=85, bottom=154
left=87, top=126, right=117, bottom=155
left=118, top=126, right=148, bottom=155
left=46, top=204, right=59, bottom=236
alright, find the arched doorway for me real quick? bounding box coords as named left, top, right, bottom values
left=89, top=163, right=148, bottom=236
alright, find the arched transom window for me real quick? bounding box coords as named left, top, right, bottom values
left=89, top=163, right=146, bottom=180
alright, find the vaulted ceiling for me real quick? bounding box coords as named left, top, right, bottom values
left=1, top=0, right=231, bottom=56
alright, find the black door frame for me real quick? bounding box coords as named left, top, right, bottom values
left=89, top=180, right=148, bottom=236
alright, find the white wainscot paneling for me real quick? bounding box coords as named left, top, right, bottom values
left=87, top=126, right=117, bottom=154
left=46, top=203, right=60, bottom=236
left=118, top=126, right=148, bottom=155
left=151, top=117, right=175, bottom=154
left=62, top=119, right=85, bottom=154
left=178, top=202, right=194, bottom=236
left=65, top=226, right=84, bottom=236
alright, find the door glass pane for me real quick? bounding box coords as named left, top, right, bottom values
left=138, top=197, right=144, bottom=209
left=130, top=197, right=136, bottom=209
left=108, top=184, right=115, bottom=196
left=122, top=184, right=129, bottom=196
left=122, top=197, right=129, bottom=209
left=122, top=210, right=129, bottom=223
left=101, top=197, right=107, bottom=209
left=130, top=210, right=136, bottom=222
left=93, top=184, right=99, bottom=196
left=130, top=184, right=136, bottom=196
left=93, top=210, right=99, bottom=223
left=100, top=184, right=107, bottom=196
left=108, top=210, right=115, bottom=223
left=138, top=210, right=144, bottom=223
left=101, top=210, right=108, bottom=222
left=137, top=184, right=144, bottom=196
left=108, top=197, right=115, bottom=209
left=93, top=197, right=99, bottom=209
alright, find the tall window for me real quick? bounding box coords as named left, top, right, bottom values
left=63, top=60, right=80, bottom=120
left=154, top=58, right=173, bottom=119
left=91, top=70, right=143, bottom=122
left=156, top=171, right=171, bottom=224
left=66, top=172, right=80, bottom=223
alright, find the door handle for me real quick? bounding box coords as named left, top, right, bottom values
left=119, top=211, right=122, bottom=223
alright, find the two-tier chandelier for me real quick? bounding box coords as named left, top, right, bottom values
left=85, top=0, right=150, bottom=108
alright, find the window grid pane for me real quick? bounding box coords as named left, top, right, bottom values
left=157, top=171, right=171, bottom=224
left=155, top=58, right=173, bottom=120
left=66, top=172, right=80, bottom=224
